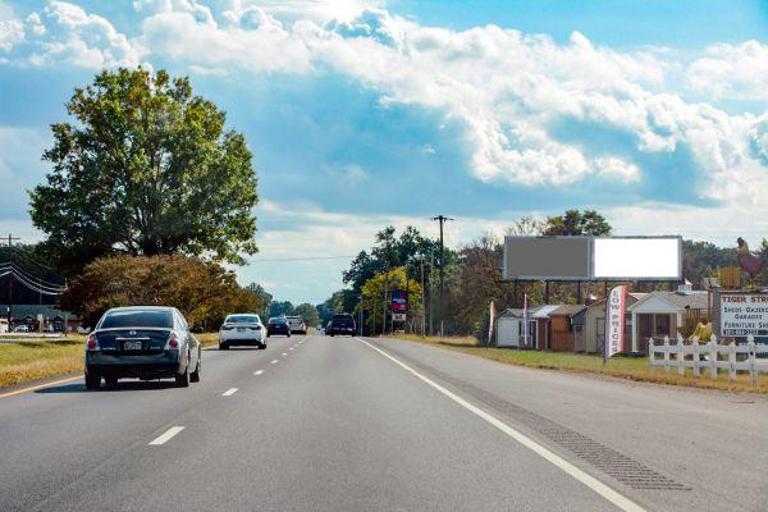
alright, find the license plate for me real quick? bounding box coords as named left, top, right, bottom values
left=124, top=341, right=142, bottom=351
left=237, top=327, right=245, bottom=332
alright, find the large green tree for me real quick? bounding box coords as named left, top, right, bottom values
left=294, top=303, right=320, bottom=327
left=30, top=67, right=258, bottom=275
left=543, top=209, right=612, bottom=236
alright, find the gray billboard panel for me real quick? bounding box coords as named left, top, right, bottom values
left=502, top=236, right=590, bottom=280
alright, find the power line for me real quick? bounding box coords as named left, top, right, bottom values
left=250, top=255, right=354, bottom=262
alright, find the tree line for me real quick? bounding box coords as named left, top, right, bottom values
left=320, top=210, right=765, bottom=342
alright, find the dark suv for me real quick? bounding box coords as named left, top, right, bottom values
left=328, top=313, right=356, bottom=336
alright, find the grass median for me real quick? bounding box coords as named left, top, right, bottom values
left=0, top=333, right=220, bottom=389
left=388, top=334, right=768, bottom=394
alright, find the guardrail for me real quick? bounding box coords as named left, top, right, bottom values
left=648, top=334, right=768, bottom=385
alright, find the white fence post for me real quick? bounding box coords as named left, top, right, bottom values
left=728, top=342, right=736, bottom=382
left=709, top=335, right=718, bottom=379
left=648, top=337, right=655, bottom=371
left=676, top=333, right=685, bottom=375
left=663, top=336, right=670, bottom=373
left=692, top=339, right=700, bottom=377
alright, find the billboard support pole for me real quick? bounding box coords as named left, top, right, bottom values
left=544, top=281, right=550, bottom=304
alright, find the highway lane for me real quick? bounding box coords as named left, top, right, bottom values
left=0, top=334, right=765, bottom=511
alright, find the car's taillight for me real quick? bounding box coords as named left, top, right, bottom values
left=221, top=325, right=233, bottom=331
left=167, top=332, right=179, bottom=350
left=86, top=333, right=99, bottom=351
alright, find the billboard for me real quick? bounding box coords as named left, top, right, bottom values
left=502, top=236, right=591, bottom=280
left=719, top=292, right=768, bottom=337
left=592, top=237, right=681, bottom=280
left=502, top=235, right=681, bottom=281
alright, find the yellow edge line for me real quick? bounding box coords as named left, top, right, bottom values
left=0, top=375, right=82, bottom=400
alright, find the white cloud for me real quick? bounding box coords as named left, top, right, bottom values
left=688, top=41, right=768, bottom=101
left=0, top=3, right=24, bottom=52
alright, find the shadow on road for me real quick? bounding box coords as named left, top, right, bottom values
left=35, top=380, right=180, bottom=394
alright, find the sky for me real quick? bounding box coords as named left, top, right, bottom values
left=0, top=0, right=767, bottom=304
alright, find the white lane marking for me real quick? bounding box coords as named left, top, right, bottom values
left=355, top=338, right=646, bottom=512
left=289, top=347, right=294, bottom=351
left=271, top=359, right=279, bottom=364
left=149, top=426, right=185, bottom=446
left=282, top=352, right=288, bottom=356
left=254, top=370, right=264, bottom=376
left=222, top=387, right=239, bottom=397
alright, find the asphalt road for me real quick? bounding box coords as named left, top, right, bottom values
left=0, top=334, right=766, bottom=511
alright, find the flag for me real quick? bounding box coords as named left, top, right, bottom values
left=523, top=293, right=529, bottom=347
left=604, top=285, right=628, bottom=362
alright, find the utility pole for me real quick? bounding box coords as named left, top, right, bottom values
left=431, top=215, right=453, bottom=337
left=2, top=234, right=21, bottom=326
left=382, top=270, right=388, bottom=336
left=420, top=257, right=426, bottom=337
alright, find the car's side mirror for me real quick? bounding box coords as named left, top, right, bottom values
left=192, top=324, right=204, bottom=334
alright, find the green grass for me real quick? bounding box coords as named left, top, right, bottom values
left=0, top=332, right=222, bottom=389
left=389, top=334, right=768, bottom=394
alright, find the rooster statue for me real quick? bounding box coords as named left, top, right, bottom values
left=737, top=237, right=764, bottom=281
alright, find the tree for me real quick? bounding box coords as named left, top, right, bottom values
left=61, top=255, right=262, bottom=329
left=506, top=216, right=544, bottom=236
left=269, top=301, right=294, bottom=317
left=294, top=303, right=320, bottom=327
left=30, top=67, right=258, bottom=276
left=245, top=282, right=272, bottom=319
left=543, top=210, right=611, bottom=236
left=360, top=267, right=422, bottom=335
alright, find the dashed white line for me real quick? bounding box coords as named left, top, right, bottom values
left=222, top=387, right=239, bottom=396
left=282, top=352, right=288, bottom=356
left=254, top=370, right=264, bottom=376
left=271, top=359, right=279, bottom=364
left=289, top=347, right=294, bottom=351
left=149, top=426, right=185, bottom=446
left=355, top=337, right=646, bottom=512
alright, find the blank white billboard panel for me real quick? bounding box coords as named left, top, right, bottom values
left=593, top=238, right=681, bottom=280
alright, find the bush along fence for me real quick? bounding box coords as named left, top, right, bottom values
left=648, top=334, right=768, bottom=386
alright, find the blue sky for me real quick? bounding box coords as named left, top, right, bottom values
left=1, top=1, right=767, bottom=304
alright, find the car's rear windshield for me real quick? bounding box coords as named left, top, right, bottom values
left=226, top=315, right=260, bottom=324
left=269, top=317, right=286, bottom=324
left=333, top=316, right=354, bottom=325
left=101, top=310, right=172, bottom=329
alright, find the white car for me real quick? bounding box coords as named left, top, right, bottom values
left=286, top=315, right=307, bottom=334
left=219, top=314, right=266, bottom=350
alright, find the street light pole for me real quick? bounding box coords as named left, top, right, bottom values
left=431, top=215, right=453, bottom=337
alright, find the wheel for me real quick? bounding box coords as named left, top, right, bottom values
left=287, top=332, right=291, bottom=338
left=175, top=368, right=190, bottom=387
left=104, top=375, right=118, bottom=388
left=85, top=371, right=101, bottom=390
left=329, top=333, right=335, bottom=337
left=219, top=342, right=229, bottom=350
left=259, top=342, right=267, bottom=350
left=190, top=358, right=201, bottom=383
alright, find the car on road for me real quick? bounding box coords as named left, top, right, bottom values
left=286, top=315, right=307, bottom=334
left=219, top=313, right=266, bottom=350
left=328, top=313, right=356, bottom=337
left=84, top=306, right=201, bottom=390
left=13, top=324, right=30, bottom=333
left=267, top=316, right=291, bottom=337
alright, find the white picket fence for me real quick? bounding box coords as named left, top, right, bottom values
left=648, top=334, right=768, bottom=384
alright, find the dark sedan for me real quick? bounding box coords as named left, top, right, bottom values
left=84, top=306, right=201, bottom=389
left=267, top=317, right=291, bottom=337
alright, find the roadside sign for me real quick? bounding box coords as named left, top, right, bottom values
left=604, top=285, right=627, bottom=361
left=392, top=313, right=406, bottom=322
left=719, top=292, right=768, bottom=337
